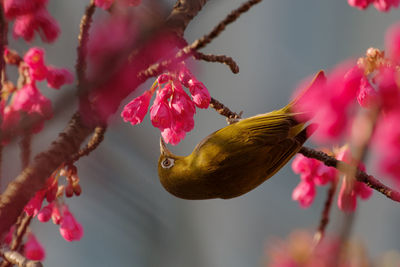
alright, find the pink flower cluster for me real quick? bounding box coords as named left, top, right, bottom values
left=266, top=230, right=366, bottom=267
left=292, top=146, right=372, bottom=212
left=348, top=0, right=399, bottom=11
left=24, top=170, right=83, bottom=242
left=1, top=47, right=73, bottom=143
left=95, top=0, right=141, bottom=9
left=121, top=66, right=211, bottom=145
left=3, top=0, right=60, bottom=42
left=294, top=22, right=400, bottom=185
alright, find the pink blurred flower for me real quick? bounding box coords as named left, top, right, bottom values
left=24, top=233, right=45, bottom=261
left=374, top=66, right=400, bottom=112
left=24, top=190, right=46, bottom=217
left=2, top=106, right=21, bottom=132
left=385, top=22, right=400, bottom=63
left=13, top=7, right=60, bottom=43
left=87, top=15, right=137, bottom=79
left=294, top=65, right=363, bottom=142
left=12, top=83, right=53, bottom=120
left=292, top=181, right=316, bottom=208
left=188, top=79, right=211, bottom=109
left=24, top=47, right=45, bottom=67
left=121, top=90, right=152, bottom=125
left=357, top=76, right=378, bottom=108
left=59, top=208, right=84, bottom=242
left=51, top=204, right=62, bottom=225
left=348, top=0, right=373, bottom=9
left=348, top=0, right=399, bottom=11
left=95, top=0, right=141, bottom=9
left=336, top=147, right=372, bottom=212
left=373, top=0, right=400, bottom=11
left=291, top=154, right=337, bottom=208
left=4, top=226, right=15, bottom=245
left=37, top=202, right=54, bottom=222
left=46, top=66, right=74, bottom=89
left=4, top=0, right=47, bottom=18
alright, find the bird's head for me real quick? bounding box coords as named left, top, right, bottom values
left=158, top=138, right=191, bottom=198
left=158, top=138, right=217, bottom=200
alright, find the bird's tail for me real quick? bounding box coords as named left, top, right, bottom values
left=281, top=70, right=326, bottom=116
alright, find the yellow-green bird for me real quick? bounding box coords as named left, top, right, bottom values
left=158, top=71, right=324, bottom=200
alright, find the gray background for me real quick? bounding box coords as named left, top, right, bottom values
left=2, top=0, right=400, bottom=266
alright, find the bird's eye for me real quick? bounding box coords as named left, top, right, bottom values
left=161, top=158, right=175, bottom=169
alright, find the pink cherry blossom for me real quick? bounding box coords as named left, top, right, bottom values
left=46, top=66, right=74, bottom=89
left=59, top=208, right=84, bottom=242
left=24, top=47, right=45, bottom=67
left=170, top=83, right=196, bottom=131
left=12, top=83, right=53, bottom=120
left=178, top=67, right=193, bottom=88
left=4, top=0, right=48, bottom=18
left=292, top=181, right=316, bottom=208
left=357, top=76, right=378, bottom=108
left=336, top=147, right=372, bottom=212
left=24, top=190, right=46, bottom=217
left=293, top=65, right=363, bottom=142
left=374, top=66, right=400, bottom=112
left=121, top=90, right=152, bottom=125
left=373, top=0, right=400, bottom=11
left=150, top=88, right=173, bottom=130
left=24, top=233, right=45, bottom=261
left=95, top=0, right=141, bottom=9
left=13, top=7, right=60, bottom=43
left=188, top=79, right=211, bottom=109
left=348, top=0, right=373, bottom=9
left=385, top=22, right=400, bottom=63
left=51, top=204, right=62, bottom=225
left=348, top=0, right=399, bottom=11
left=161, top=127, right=186, bottom=145
left=38, top=203, right=54, bottom=222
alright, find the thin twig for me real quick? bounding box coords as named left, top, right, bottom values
left=68, top=125, right=107, bottom=164
left=299, top=146, right=400, bottom=202
left=209, top=97, right=242, bottom=123
left=313, top=179, right=337, bottom=244
left=0, top=3, right=7, bottom=87
left=76, top=0, right=96, bottom=94
left=138, top=0, right=262, bottom=80
left=194, top=52, right=239, bottom=73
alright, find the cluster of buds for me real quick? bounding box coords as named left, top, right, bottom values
left=60, top=165, right=82, bottom=198
left=292, top=146, right=372, bottom=212
left=23, top=165, right=83, bottom=243
left=1, top=47, right=73, bottom=144
left=3, top=0, right=60, bottom=43
left=121, top=65, right=211, bottom=145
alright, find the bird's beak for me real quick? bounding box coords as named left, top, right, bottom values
left=160, top=137, right=172, bottom=156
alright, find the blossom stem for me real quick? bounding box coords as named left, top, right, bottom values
left=76, top=0, right=96, bottom=95
left=0, top=249, right=42, bottom=267
left=313, top=179, right=338, bottom=244
left=299, top=146, right=400, bottom=202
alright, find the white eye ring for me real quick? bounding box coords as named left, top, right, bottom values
left=161, top=158, right=175, bottom=169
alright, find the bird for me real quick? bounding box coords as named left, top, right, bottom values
left=158, top=71, right=325, bottom=200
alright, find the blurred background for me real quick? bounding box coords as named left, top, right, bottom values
left=2, top=0, right=400, bottom=266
